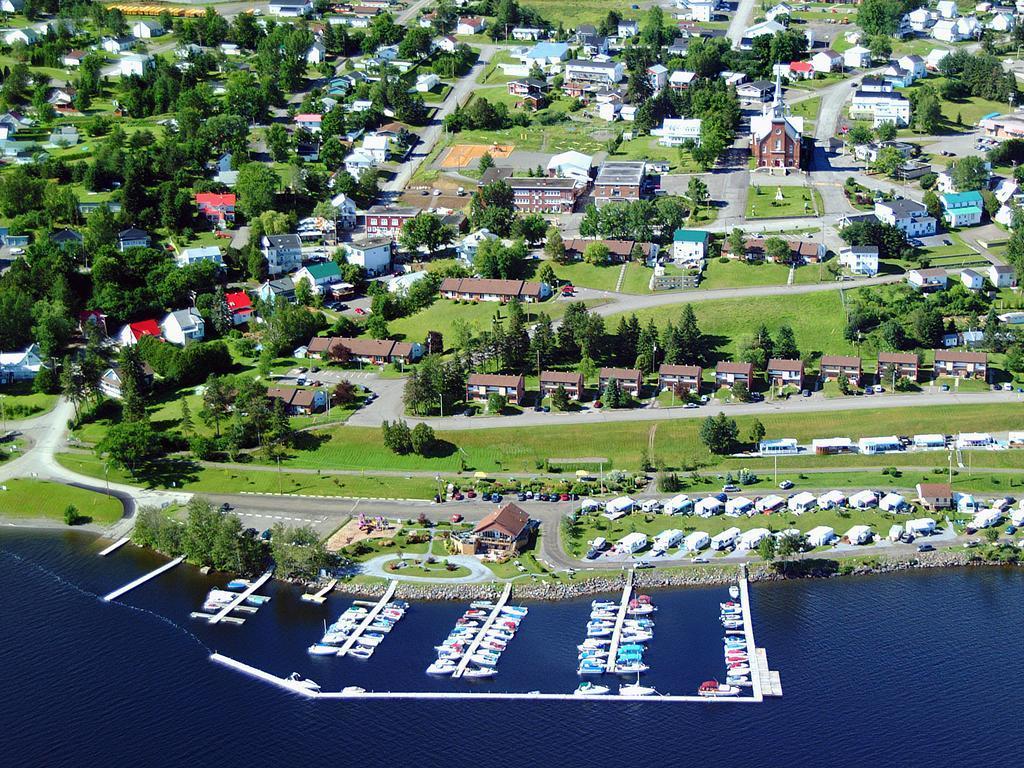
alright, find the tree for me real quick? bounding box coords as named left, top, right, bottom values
left=544, top=227, right=568, bottom=263
left=265, top=123, right=291, bottom=162
left=748, top=419, right=766, bottom=447
left=332, top=379, right=357, bottom=406
left=857, top=0, right=906, bottom=36
left=950, top=156, right=990, bottom=192
left=583, top=241, right=611, bottom=265
left=64, top=504, right=81, bottom=526
left=551, top=383, right=570, bottom=411
left=764, top=236, right=792, bottom=264
left=400, top=212, right=454, bottom=254
left=366, top=312, right=390, bottom=340
left=201, top=374, right=233, bottom=437
left=913, top=87, right=943, bottom=134
left=727, top=227, right=746, bottom=258
left=757, top=535, right=777, bottom=562
left=478, top=151, right=494, bottom=173
left=874, top=146, right=906, bottom=178
left=774, top=325, right=799, bottom=360
left=868, top=35, right=892, bottom=62
left=686, top=177, right=709, bottom=217
left=923, top=189, right=942, bottom=221
left=537, top=262, right=557, bottom=288
left=487, top=392, right=507, bottom=413
left=98, top=421, right=159, bottom=473
left=875, top=121, right=897, bottom=142
left=699, top=412, right=739, bottom=454
left=846, top=123, right=874, bottom=147
left=381, top=419, right=413, bottom=454
left=235, top=163, right=280, bottom=219
left=410, top=422, right=436, bottom=456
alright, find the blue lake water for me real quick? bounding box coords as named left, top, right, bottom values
left=2, top=528, right=1020, bottom=767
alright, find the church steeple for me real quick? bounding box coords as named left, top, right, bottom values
left=768, top=68, right=787, bottom=119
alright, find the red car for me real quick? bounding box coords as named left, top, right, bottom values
left=450, top=513, right=464, bottom=523
left=354, top=307, right=367, bottom=315
left=559, top=493, right=570, bottom=501
left=466, top=491, right=477, bottom=498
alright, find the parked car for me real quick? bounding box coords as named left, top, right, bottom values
left=722, top=484, right=741, bottom=493
left=779, top=480, right=794, bottom=490
left=450, top=513, right=463, bottom=522
left=586, top=548, right=601, bottom=560
left=354, top=307, right=367, bottom=315
left=940, top=384, right=950, bottom=391
left=685, top=402, right=698, bottom=409
left=635, top=560, right=652, bottom=569
left=801, top=389, right=811, bottom=397
left=917, top=543, right=935, bottom=552
left=491, top=494, right=503, bottom=503
left=260, top=529, right=272, bottom=541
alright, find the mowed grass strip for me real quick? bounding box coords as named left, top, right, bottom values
left=0, top=479, right=123, bottom=524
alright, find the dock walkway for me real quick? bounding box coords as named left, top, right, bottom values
left=102, top=556, right=184, bottom=602
left=97, top=537, right=130, bottom=557
left=208, top=570, right=274, bottom=625
left=738, top=565, right=782, bottom=699
left=604, top=570, right=634, bottom=672
left=301, top=579, right=337, bottom=604
left=336, top=580, right=398, bottom=657
left=452, top=583, right=512, bottom=679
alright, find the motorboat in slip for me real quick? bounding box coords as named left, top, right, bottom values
left=286, top=672, right=321, bottom=692
left=592, top=599, right=617, bottom=609
left=462, top=666, right=497, bottom=679
left=500, top=605, right=528, bottom=618
left=578, top=639, right=611, bottom=650
left=575, top=682, right=610, bottom=695
left=347, top=646, right=374, bottom=660
left=729, top=585, right=740, bottom=600
left=577, top=662, right=605, bottom=675
left=613, top=661, right=650, bottom=674
left=698, top=679, right=741, bottom=697
left=307, top=643, right=340, bottom=656
left=426, top=659, right=458, bottom=675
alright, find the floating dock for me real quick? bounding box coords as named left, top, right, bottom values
left=210, top=653, right=760, bottom=703
left=452, top=583, right=512, bottom=679
left=300, top=579, right=337, bottom=604
left=604, top=569, right=634, bottom=673
left=207, top=570, right=274, bottom=625
left=97, top=537, right=130, bottom=557
left=335, top=580, right=398, bottom=657
left=738, top=565, right=782, bottom=699
left=102, top=556, right=184, bottom=602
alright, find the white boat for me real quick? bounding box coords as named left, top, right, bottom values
left=613, top=662, right=649, bottom=674
left=626, top=605, right=656, bottom=615
left=575, top=682, right=611, bottom=695
left=426, top=660, right=457, bottom=675
left=729, top=585, right=740, bottom=600
left=307, top=643, right=339, bottom=656
left=501, top=605, right=528, bottom=618
left=592, top=600, right=617, bottom=609
left=578, top=639, right=611, bottom=649
left=286, top=672, right=321, bottom=692
left=341, top=686, right=366, bottom=694
left=698, top=680, right=740, bottom=697
left=347, top=646, right=374, bottom=660
left=462, top=666, right=497, bottom=678
left=727, top=665, right=751, bottom=675
left=470, top=601, right=496, bottom=609
left=355, top=635, right=384, bottom=647
left=620, top=683, right=658, bottom=696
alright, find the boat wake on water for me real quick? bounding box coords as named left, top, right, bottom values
left=0, top=549, right=212, bottom=653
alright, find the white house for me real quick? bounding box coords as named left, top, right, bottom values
left=261, top=234, right=303, bottom=276
left=101, top=36, right=132, bottom=54
left=268, top=0, right=313, bottom=16
left=671, top=229, right=709, bottom=268
left=810, top=49, right=843, bottom=73
left=160, top=308, right=205, bottom=346
left=176, top=245, right=223, bottom=267
left=989, top=263, right=1017, bottom=288
left=456, top=228, right=498, bottom=263
left=710, top=526, right=741, bottom=550
left=850, top=90, right=911, bottom=127
left=788, top=491, right=817, bottom=514
left=961, top=268, right=985, bottom=291
left=880, top=493, right=907, bottom=512
left=615, top=532, right=648, bottom=555
left=806, top=526, right=836, bottom=547
left=875, top=199, right=937, bottom=236
left=564, top=59, right=624, bottom=84
left=849, top=490, right=879, bottom=509
left=5, top=29, right=38, bottom=46
left=736, top=528, right=771, bottom=551
left=119, top=53, right=154, bottom=78
left=306, top=39, right=327, bottom=65
left=844, top=525, right=874, bottom=545
left=131, top=20, right=164, bottom=38
left=926, top=48, right=951, bottom=71
left=344, top=148, right=376, bottom=180
left=344, top=238, right=393, bottom=274
left=361, top=134, right=391, bottom=163
left=897, top=54, right=926, bottom=82
left=989, top=12, right=1015, bottom=32
left=651, top=117, right=702, bottom=147
left=937, top=0, right=959, bottom=18
left=844, top=45, right=871, bottom=69
left=740, top=20, right=785, bottom=49
left=906, top=517, right=937, bottom=535
left=415, top=72, right=440, bottom=92
left=839, top=245, right=880, bottom=276
left=0, top=343, right=43, bottom=383
left=456, top=16, right=487, bottom=35
left=817, top=490, right=847, bottom=509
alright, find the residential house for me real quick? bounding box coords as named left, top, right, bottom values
left=878, top=351, right=919, bottom=382
left=539, top=370, right=585, bottom=400
left=478, top=173, right=585, bottom=213
left=261, top=234, right=303, bottom=275
left=160, top=308, right=205, bottom=346
left=5, top=28, right=38, bottom=46
left=767, top=358, right=804, bottom=389
left=668, top=70, right=697, bottom=91
left=507, top=77, right=549, bottom=100
left=925, top=47, right=951, bottom=71
left=647, top=63, right=668, bottom=92
left=722, top=237, right=824, bottom=264
left=564, top=59, right=624, bottom=85
left=176, top=245, right=223, bottom=268
left=344, top=238, right=392, bottom=274
left=466, top=373, right=525, bottom=405
left=686, top=0, right=716, bottom=22
left=51, top=229, right=83, bottom=250
left=651, top=117, right=702, bottom=147
left=459, top=503, right=533, bottom=556
left=937, top=0, right=958, bottom=19
left=989, top=264, right=1017, bottom=287
left=361, top=134, right=390, bottom=163
left=934, top=349, right=988, bottom=378
left=897, top=54, right=926, bottom=81
left=258, top=277, right=296, bottom=305
left=522, top=41, right=570, bottom=67
left=843, top=45, right=871, bottom=69
left=875, top=199, right=937, bottom=236
left=294, top=262, right=342, bottom=295
left=362, top=205, right=418, bottom=238
left=48, top=125, right=79, bottom=146
left=592, top=161, right=648, bottom=206
left=672, top=229, right=710, bottom=268
left=456, top=229, right=498, bottom=264
left=265, top=387, right=327, bottom=415
left=598, top=367, right=643, bottom=397
left=343, top=148, right=376, bottom=179
left=810, top=49, right=843, bottom=73
left=658, top=364, right=702, bottom=393
left=0, top=343, right=43, bottom=384
left=907, top=267, right=949, bottom=291
left=119, top=53, right=154, bottom=78
left=940, top=191, right=984, bottom=227
left=715, top=361, right=755, bottom=388
left=195, top=192, right=236, bottom=228
left=511, top=27, right=544, bottom=41
left=439, top=277, right=549, bottom=303
left=916, top=482, right=953, bottom=510
left=306, top=39, right=326, bottom=65
left=989, top=11, right=1015, bottom=32
left=736, top=80, right=774, bottom=104
left=268, top=0, right=314, bottom=16
left=456, top=16, right=486, bottom=35
left=61, top=50, right=87, bottom=68
left=132, top=20, right=164, bottom=38
left=562, top=238, right=657, bottom=263
left=98, top=363, right=154, bottom=400
left=434, top=34, right=458, bottom=53
left=117, top=227, right=150, bottom=251
left=838, top=245, right=880, bottom=276
left=961, top=268, right=985, bottom=291
left=330, top=193, right=358, bottom=230
left=859, top=76, right=893, bottom=93
left=618, top=20, right=639, bottom=38
left=573, top=26, right=608, bottom=56
left=820, top=355, right=862, bottom=385
left=224, top=291, right=254, bottom=325
left=117, top=319, right=161, bottom=347
left=739, top=20, right=785, bottom=49
left=294, top=113, right=322, bottom=133
left=850, top=90, right=911, bottom=126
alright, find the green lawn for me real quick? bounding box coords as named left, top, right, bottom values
left=552, top=261, right=653, bottom=294
left=746, top=185, right=818, bottom=219
left=789, top=95, right=822, bottom=124
left=518, top=0, right=638, bottom=25
left=382, top=559, right=473, bottom=578
left=0, top=384, right=58, bottom=420
left=610, top=136, right=704, bottom=173
left=699, top=259, right=792, bottom=289
left=899, top=77, right=1007, bottom=133
left=606, top=290, right=854, bottom=357
left=0, top=479, right=123, bottom=525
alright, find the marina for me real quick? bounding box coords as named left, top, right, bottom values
left=204, top=570, right=274, bottom=626
left=97, top=537, right=130, bottom=557
left=603, top=569, right=634, bottom=673
left=333, top=580, right=401, bottom=658
left=102, top=556, right=184, bottom=602
left=451, top=583, right=514, bottom=679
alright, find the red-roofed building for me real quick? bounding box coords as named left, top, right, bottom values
left=294, top=113, right=323, bottom=133
left=195, top=192, right=236, bottom=228
left=225, top=291, right=254, bottom=325
left=117, top=319, right=162, bottom=347
left=789, top=60, right=814, bottom=80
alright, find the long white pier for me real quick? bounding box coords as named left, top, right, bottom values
left=301, top=579, right=338, bottom=604
left=207, top=570, right=274, bottom=625
left=98, top=537, right=130, bottom=556
left=452, top=582, right=512, bottom=679
left=604, top=569, right=634, bottom=672
left=102, top=556, right=184, bottom=602
left=738, top=565, right=782, bottom=699
left=336, top=580, right=398, bottom=657
left=210, top=653, right=759, bottom=703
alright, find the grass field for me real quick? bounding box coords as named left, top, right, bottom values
left=519, top=0, right=635, bottom=26
left=552, top=261, right=653, bottom=294
left=382, top=559, right=473, bottom=578
left=699, top=259, right=793, bottom=289
left=789, top=95, right=822, bottom=124
left=611, top=136, right=704, bottom=173
left=0, top=385, right=58, bottom=420
left=606, top=290, right=854, bottom=357
left=899, top=77, right=1007, bottom=134
left=746, top=185, right=817, bottom=219
left=0, top=479, right=123, bottom=524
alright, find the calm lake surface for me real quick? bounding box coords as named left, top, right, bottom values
left=2, top=528, right=1019, bottom=767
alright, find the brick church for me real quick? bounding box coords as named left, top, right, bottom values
left=750, top=73, right=805, bottom=172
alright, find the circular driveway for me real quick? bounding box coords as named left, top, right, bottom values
left=359, top=554, right=495, bottom=583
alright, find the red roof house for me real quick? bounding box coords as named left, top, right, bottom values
left=225, top=291, right=253, bottom=325
left=118, top=318, right=161, bottom=346
left=195, top=192, right=236, bottom=227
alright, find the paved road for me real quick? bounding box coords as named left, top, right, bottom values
left=726, top=0, right=757, bottom=48
left=382, top=44, right=501, bottom=195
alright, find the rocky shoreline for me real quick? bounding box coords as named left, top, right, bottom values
left=330, top=551, right=1007, bottom=601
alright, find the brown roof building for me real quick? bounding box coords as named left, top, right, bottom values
left=539, top=370, right=585, bottom=399
left=462, top=502, right=533, bottom=556
left=933, top=349, right=988, bottom=379
left=722, top=237, right=825, bottom=264
left=598, top=367, right=643, bottom=395
left=306, top=336, right=420, bottom=364
left=439, top=277, right=549, bottom=303
left=767, top=358, right=804, bottom=387
left=466, top=373, right=525, bottom=405
left=658, top=364, right=702, bottom=392
left=562, top=238, right=657, bottom=263
left=820, top=354, right=862, bottom=384
left=916, top=482, right=953, bottom=510
left=878, top=351, right=919, bottom=381
left=715, top=361, right=755, bottom=386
